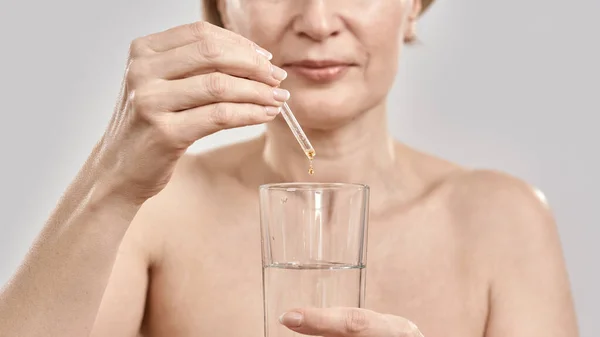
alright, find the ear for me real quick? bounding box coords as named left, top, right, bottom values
left=216, top=0, right=231, bottom=29
left=404, top=0, right=422, bottom=43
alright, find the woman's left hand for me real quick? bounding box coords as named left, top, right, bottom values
left=279, top=307, right=424, bottom=337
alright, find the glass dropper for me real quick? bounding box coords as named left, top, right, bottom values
left=280, top=102, right=315, bottom=160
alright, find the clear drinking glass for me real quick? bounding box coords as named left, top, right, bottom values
left=259, top=183, right=370, bottom=337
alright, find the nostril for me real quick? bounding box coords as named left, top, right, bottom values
left=296, top=29, right=340, bottom=41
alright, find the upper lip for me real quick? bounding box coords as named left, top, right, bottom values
left=283, top=59, right=355, bottom=68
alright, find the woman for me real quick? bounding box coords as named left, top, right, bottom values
left=0, top=0, right=578, bottom=336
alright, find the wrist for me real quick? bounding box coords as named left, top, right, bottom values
left=86, top=141, right=156, bottom=209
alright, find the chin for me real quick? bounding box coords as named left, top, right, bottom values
left=286, top=94, right=358, bottom=130
left=284, top=85, right=380, bottom=130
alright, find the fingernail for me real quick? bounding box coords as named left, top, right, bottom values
left=273, top=88, right=290, bottom=102
left=271, top=64, right=288, bottom=81
left=265, top=106, right=281, bottom=116
left=255, top=44, right=273, bottom=60
left=279, top=311, right=303, bottom=327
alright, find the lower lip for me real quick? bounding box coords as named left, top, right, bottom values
left=287, top=65, right=351, bottom=82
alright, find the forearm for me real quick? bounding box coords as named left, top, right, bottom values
left=0, top=147, right=142, bottom=337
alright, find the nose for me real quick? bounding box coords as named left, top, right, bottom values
left=292, top=0, right=343, bottom=41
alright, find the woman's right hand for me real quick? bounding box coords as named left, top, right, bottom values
left=92, top=21, right=289, bottom=204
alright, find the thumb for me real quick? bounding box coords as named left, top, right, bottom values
left=279, top=307, right=382, bottom=337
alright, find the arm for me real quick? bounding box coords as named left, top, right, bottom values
left=88, top=211, right=152, bottom=337
left=483, top=181, right=578, bottom=336
left=0, top=147, right=142, bottom=337
left=0, top=20, right=287, bottom=337
left=89, top=182, right=176, bottom=337
left=454, top=170, right=579, bottom=336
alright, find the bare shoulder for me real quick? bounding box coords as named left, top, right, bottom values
left=120, top=137, right=263, bottom=261
left=444, top=169, right=553, bottom=231
left=91, top=139, right=262, bottom=336
left=173, top=136, right=265, bottom=189
left=438, top=168, right=561, bottom=269
left=402, top=144, right=555, bottom=240
left=425, top=163, right=577, bottom=336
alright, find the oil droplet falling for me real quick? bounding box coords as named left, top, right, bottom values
left=306, top=149, right=315, bottom=175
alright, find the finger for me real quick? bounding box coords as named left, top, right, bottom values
left=143, top=38, right=285, bottom=85
left=141, top=73, right=290, bottom=112
left=279, top=307, right=418, bottom=337
left=171, top=102, right=281, bottom=141
left=143, top=21, right=272, bottom=58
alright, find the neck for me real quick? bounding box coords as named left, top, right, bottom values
left=262, top=102, right=398, bottom=190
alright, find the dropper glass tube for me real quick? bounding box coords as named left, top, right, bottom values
left=280, top=102, right=315, bottom=160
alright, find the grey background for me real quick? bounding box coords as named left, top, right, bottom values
left=0, top=0, right=598, bottom=335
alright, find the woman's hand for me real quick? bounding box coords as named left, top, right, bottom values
left=94, top=21, right=289, bottom=203
left=279, top=307, right=424, bottom=337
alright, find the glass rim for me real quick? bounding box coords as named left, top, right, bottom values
left=259, top=182, right=369, bottom=191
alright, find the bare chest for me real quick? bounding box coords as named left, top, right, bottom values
left=142, top=199, right=489, bottom=337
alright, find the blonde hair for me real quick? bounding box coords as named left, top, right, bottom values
left=201, top=0, right=434, bottom=28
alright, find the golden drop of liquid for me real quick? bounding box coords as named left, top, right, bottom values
left=306, top=149, right=316, bottom=175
